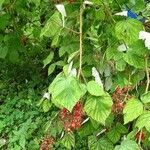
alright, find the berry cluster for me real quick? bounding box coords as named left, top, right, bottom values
left=60, top=101, right=84, bottom=132
left=112, top=86, right=132, bottom=114
left=40, top=135, right=55, bottom=150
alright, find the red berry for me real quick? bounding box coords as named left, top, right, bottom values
left=71, top=122, right=76, bottom=128
left=74, top=111, right=81, bottom=117
left=112, top=102, right=124, bottom=114
left=75, top=122, right=81, bottom=129
left=60, top=101, right=84, bottom=131
left=74, top=102, right=81, bottom=110
left=62, top=108, right=69, bottom=114
left=116, top=87, right=122, bottom=94
left=116, top=102, right=124, bottom=108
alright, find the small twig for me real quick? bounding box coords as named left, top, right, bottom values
left=64, top=26, right=80, bottom=35
left=96, top=129, right=107, bottom=137
left=51, top=18, right=80, bottom=35
left=138, top=130, right=142, bottom=145
left=77, top=4, right=83, bottom=79
left=138, top=130, right=144, bottom=150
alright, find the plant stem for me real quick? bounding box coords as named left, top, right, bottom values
left=145, top=57, right=149, bottom=93
left=138, top=56, right=149, bottom=148
left=77, top=4, right=83, bottom=79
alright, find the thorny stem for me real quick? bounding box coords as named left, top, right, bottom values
left=77, top=4, right=83, bottom=79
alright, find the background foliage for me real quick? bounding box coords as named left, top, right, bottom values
left=1, top=0, right=150, bottom=149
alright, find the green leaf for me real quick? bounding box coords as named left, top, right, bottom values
left=48, top=63, right=56, bottom=75
left=43, top=51, right=54, bottom=67
left=68, top=51, right=79, bottom=63
left=107, top=127, right=121, bottom=144
left=59, top=42, right=79, bottom=57
left=0, top=14, right=10, bottom=30
left=105, top=113, right=114, bottom=127
left=114, top=140, right=140, bottom=150
left=90, top=118, right=100, bottom=129
left=104, top=76, right=113, bottom=91
left=29, top=0, right=41, bottom=7
left=88, top=136, right=114, bottom=150
left=135, top=111, right=150, bottom=131
left=91, top=0, right=104, bottom=5
left=87, top=81, right=105, bottom=96
left=0, top=46, right=8, bottom=58
left=42, top=99, right=52, bottom=112
left=116, top=59, right=126, bottom=71
left=55, top=60, right=65, bottom=66
left=106, top=46, right=116, bottom=60
left=84, top=94, right=113, bottom=124
left=116, top=123, right=128, bottom=134
left=49, top=74, right=86, bottom=111
left=51, top=29, right=61, bottom=47
left=127, top=129, right=139, bottom=140
left=19, top=136, right=26, bottom=149
left=131, top=71, right=145, bottom=85
left=130, top=0, right=145, bottom=11
left=78, top=120, right=99, bottom=137
left=123, top=98, right=143, bottom=124
left=106, top=45, right=123, bottom=61
left=0, top=0, right=5, bottom=8
left=107, top=123, right=128, bottom=144
left=28, top=140, right=39, bottom=150
left=123, top=52, right=145, bottom=69
left=40, top=12, right=62, bottom=38
left=141, top=92, right=150, bottom=104
left=9, top=50, right=19, bottom=63
left=95, top=8, right=105, bottom=21
left=128, top=41, right=148, bottom=56
left=115, top=19, right=143, bottom=45
left=61, top=133, right=75, bottom=149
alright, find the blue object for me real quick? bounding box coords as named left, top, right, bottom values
left=127, top=9, right=147, bottom=23
left=127, top=10, right=138, bottom=19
